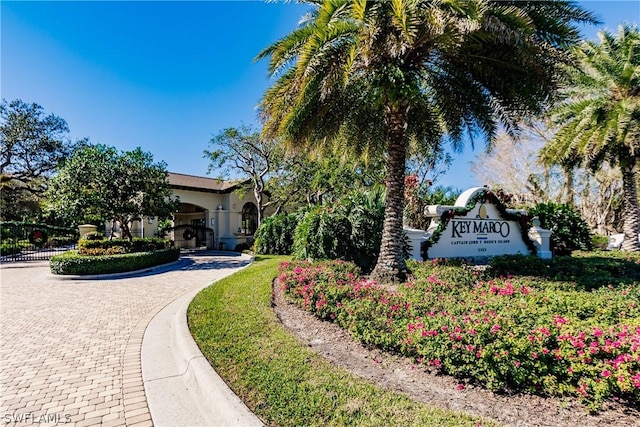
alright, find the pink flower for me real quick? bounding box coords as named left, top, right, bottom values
left=490, top=324, right=501, bottom=334
left=514, top=360, right=521, bottom=368
left=631, top=373, right=640, bottom=389
left=601, top=370, right=612, bottom=378
left=576, top=382, right=588, bottom=397
left=457, top=383, right=465, bottom=390
left=553, top=315, right=568, bottom=328
left=531, top=352, right=538, bottom=359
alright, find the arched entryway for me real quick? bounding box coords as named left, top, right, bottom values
left=241, top=202, right=258, bottom=235
left=174, top=202, right=212, bottom=248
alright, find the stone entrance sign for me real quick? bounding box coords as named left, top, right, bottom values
left=421, top=187, right=539, bottom=259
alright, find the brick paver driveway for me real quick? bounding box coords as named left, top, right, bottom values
left=0, top=253, right=250, bottom=426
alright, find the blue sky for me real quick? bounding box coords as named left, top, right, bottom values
left=2, top=1, right=639, bottom=190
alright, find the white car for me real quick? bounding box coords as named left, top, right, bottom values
left=606, top=233, right=640, bottom=250
left=607, top=234, right=624, bottom=250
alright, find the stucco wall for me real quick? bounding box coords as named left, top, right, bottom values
left=104, top=185, right=267, bottom=250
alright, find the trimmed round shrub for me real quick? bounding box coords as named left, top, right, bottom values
left=528, top=202, right=592, bottom=254
left=83, top=231, right=105, bottom=240
left=233, top=242, right=253, bottom=253
left=253, top=213, right=299, bottom=255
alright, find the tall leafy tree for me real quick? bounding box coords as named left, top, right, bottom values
left=0, top=99, right=76, bottom=220
left=541, top=25, right=640, bottom=251
left=265, top=153, right=386, bottom=213
left=257, top=0, right=595, bottom=281
left=205, top=125, right=281, bottom=227
left=46, top=144, right=180, bottom=240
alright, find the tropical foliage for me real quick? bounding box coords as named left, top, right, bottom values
left=541, top=25, right=640, bottom=251
left=253, top=212, right=299, bottom=255
left=528, top=202, right=593, bottom=254
left=257, top=0, right=596, bottom=281
left=278, top=253, right=640, bottom=411
left=265, top=153, right=386, bottom=214
left=292, top=187, right=386, bottom=272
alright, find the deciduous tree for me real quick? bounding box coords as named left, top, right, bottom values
left=205, top=125, right=280, bottom=226
left=46, top=144, right=179, bottom=239
left=0, top=99, right=76, bottom=220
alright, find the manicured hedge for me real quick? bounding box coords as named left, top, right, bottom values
left=78, top=237, right=170, bottom=255
left=50, top=247, right=180, bottom=275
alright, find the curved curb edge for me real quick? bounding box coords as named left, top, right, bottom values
left=141, top=254, right=263, bottom=427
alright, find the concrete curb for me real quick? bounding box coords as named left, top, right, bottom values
left=141, top=254, right=263, bottom=427
left=49, top=259, right=188, bottom=281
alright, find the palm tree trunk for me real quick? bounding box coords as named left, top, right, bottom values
left=562, top=166, right=575, bottom=206
left=620, top=161, right=640, bottom=252
left=371, top=104, right=409, bottom=283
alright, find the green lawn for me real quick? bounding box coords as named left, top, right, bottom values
left=188, top=255, right=496, bottom=427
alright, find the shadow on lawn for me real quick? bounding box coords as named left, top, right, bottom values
left=487, top=253, right=640, bottom=291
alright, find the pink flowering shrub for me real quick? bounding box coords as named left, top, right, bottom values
left=278, top=256, right=640, bottom=411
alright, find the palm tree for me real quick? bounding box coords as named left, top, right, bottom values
left=258, top=0, right=595, bottom=282
left=541, top=25, right=640, bottom=251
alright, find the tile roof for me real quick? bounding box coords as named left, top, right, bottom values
left=167, top=172, right=245, bottom=193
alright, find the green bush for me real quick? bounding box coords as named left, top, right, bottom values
left=254, top=213, right=299, bottom=255
left=47, top=235, right=77, bottom=247
left=292, top=188, right=385, bottom=273
left=528, top=202, right=592, bottom=254
left=0, top=241, right=21, bottom=256
left=489, top=251, right=640, bottom=291
left=591, top=235, right=609, bottom=250
left=83, top=231, right=104, bottom=240
left=77, top=237, right=169, bottom=255
left=50, top=247, right=180, bottom=275
left=293, top=205, right=352, bottom=261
